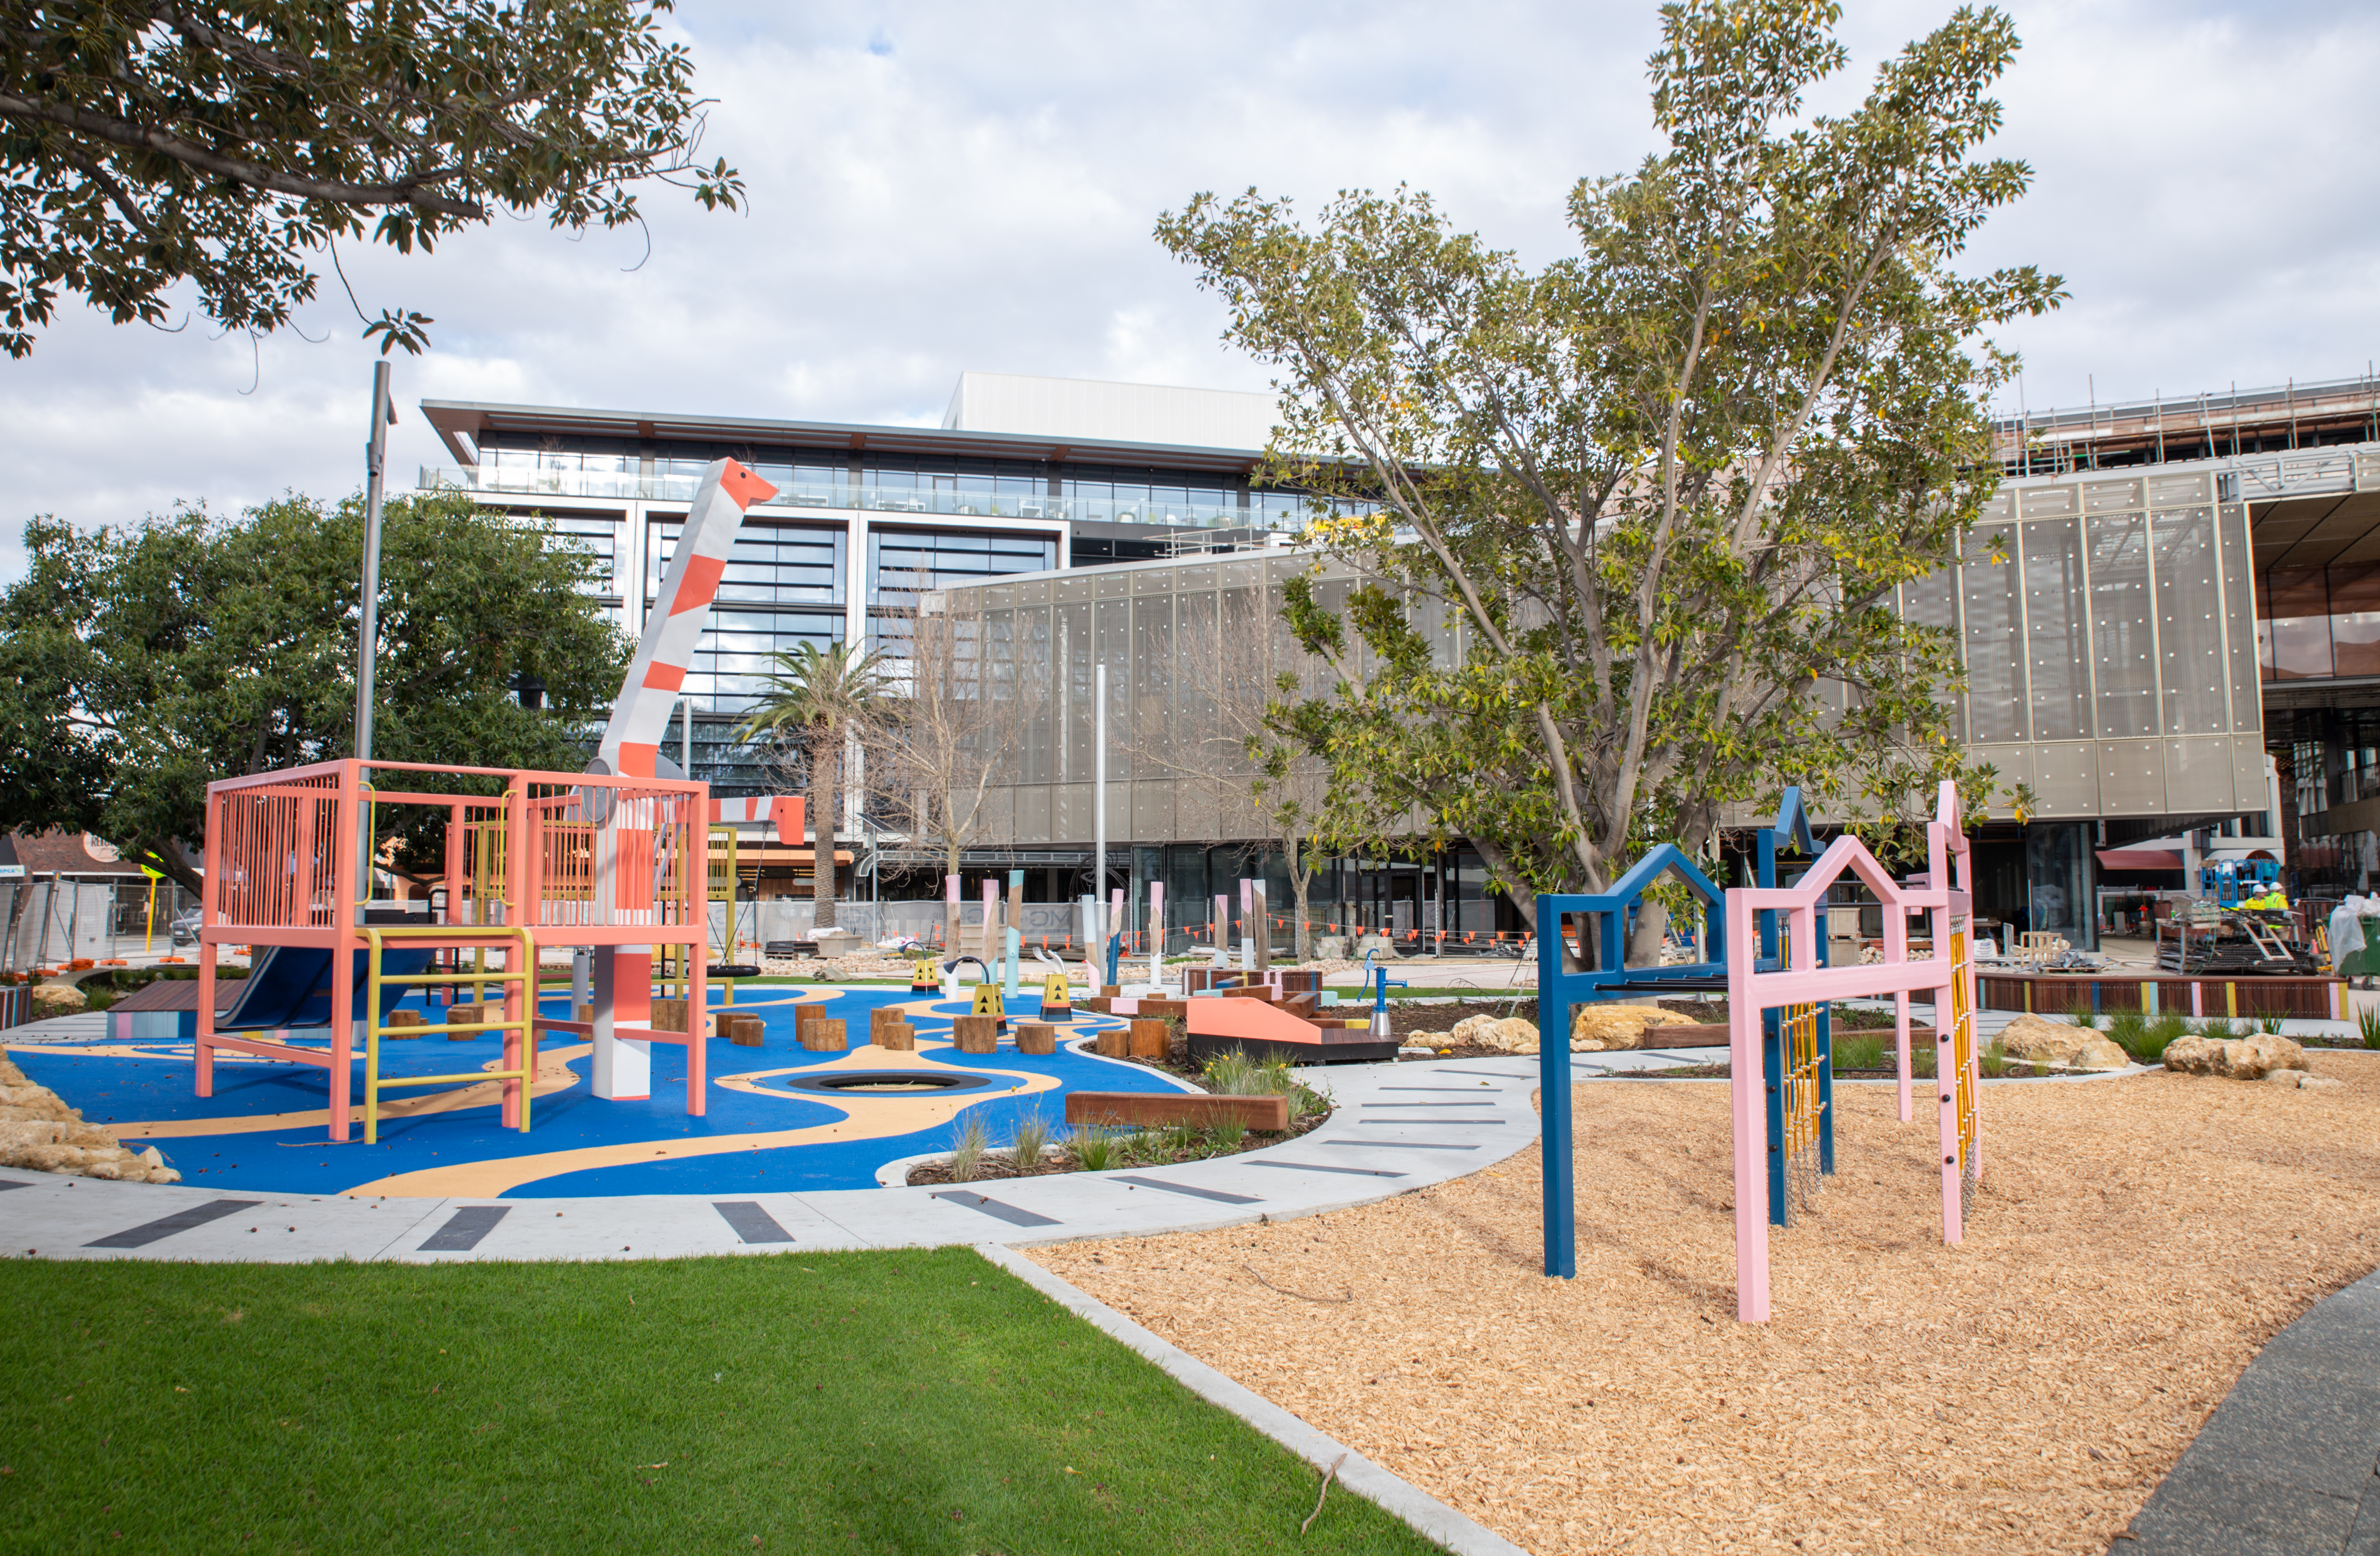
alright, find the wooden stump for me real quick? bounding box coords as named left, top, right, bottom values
left=725, top=1013, right=765, bottom=1048
left=877, top=1021, right=916, bottom=1052
left=953, top=1015, right=999, bottom=1054
left=1015, top=1020, right=1057, bottom=1055
left=573, top=1002, right=594, bottom=1025
left=649, top=998, right=689, bottom=1034
left=383, top=1010, right=425, bottom=1039
left=1129, top=1018, right=1170, bottom=1061
left=1093, top=1025, right=1129, bottom=1058
left=799, top=1018, right=847, bottom=1053
left=1100, top=985, right=1122, bottom=999
left=443, top=1002, right=490, bottom=1039
left=869, top=1007, right=908, bottom=1045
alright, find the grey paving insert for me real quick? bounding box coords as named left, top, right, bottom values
left=712, top=1201, right=797, bottom=1244
left=417, top=1205, right=511, bottom=1252
left=1248, top=1159, right=1408, bottom=1179
left=85, top=1197, right=260, bottom=1249
left=927, top=1191, right=1060, bottom=1228
left=1111, top=1175, right=1261, bottom=1205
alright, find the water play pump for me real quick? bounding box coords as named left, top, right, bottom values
left=1364, top=948, right=1406, bottom=1043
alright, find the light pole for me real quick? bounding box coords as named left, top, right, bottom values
left=354, top=362, right=396, bottom=919
left=1093, top=661, right=1106, bottom=948
left=354, top=361, right=398, bottom=766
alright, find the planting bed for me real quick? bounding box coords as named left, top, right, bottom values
left=901, top=1106, right=1336, bottom=1186
left=1035, top=1054, right=2380, bottom=1555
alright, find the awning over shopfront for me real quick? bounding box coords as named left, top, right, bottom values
left=2094, top=848, right=2185, bottom=872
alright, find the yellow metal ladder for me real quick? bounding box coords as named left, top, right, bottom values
left=361, top=925, right=541, bottom=1146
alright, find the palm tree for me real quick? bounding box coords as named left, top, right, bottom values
left=734, top=641, right=889, bottom=932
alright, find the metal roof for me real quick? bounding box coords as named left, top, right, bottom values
left=418, top=399, right=1268, bottom=475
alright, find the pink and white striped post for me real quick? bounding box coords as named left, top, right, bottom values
left=586, top=457, right=775, bottom=1102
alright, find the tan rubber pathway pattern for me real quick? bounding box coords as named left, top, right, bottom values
left=1033, top=1053, right=2380, bottom=1554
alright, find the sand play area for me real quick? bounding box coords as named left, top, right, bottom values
left=1033, top=1055, right=2380, bottom=1554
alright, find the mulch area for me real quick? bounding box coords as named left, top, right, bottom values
left=1032, top=1053, right=2380, bottom=1554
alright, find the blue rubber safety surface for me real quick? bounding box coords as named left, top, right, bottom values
left=7, top=987, right=1177, bottom=1199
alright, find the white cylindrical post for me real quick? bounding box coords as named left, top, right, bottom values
left=1149, top=880, right=1164, bottom=988
left=1093, top=663, right=1107, bottom=932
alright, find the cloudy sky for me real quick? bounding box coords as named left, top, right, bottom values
left=2, top=0, right=2375, bottom=574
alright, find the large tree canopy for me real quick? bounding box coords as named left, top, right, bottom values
left=1159, top=0, right=2063, bottom=934
left=0, top=0, right=742, bottom=357
left=0, top=489, right=631, bottom=894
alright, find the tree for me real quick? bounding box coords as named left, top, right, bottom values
left=1113, top=588, right=1330, bottom=960
left=0, top=0, right=742, bottom=357
left=860, top=584, right=1045, bottom=950
left=0, top=487, right=631, bottom=895
left=734, top=640, right=889, bottom=932
left=1160, top=0, right=2061, bottom=951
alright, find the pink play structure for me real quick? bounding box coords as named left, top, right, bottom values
left=1725, top=781, right=1982, bottom=1322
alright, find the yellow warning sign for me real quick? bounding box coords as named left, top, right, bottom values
left=970, top=984, right=1006, bottom=1026
left=1041, top=972, right=1072, bottom=1013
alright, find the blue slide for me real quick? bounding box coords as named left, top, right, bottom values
left=217, top=945, right=438, bottom=1033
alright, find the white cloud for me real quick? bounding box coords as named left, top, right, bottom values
left=0, top=0, right=2373, bottom=576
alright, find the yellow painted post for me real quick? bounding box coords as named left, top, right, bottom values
left=2226, top=982, right=2237, bottom=1019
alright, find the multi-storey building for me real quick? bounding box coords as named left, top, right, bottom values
left=419, top=370, right=2380, bottom=949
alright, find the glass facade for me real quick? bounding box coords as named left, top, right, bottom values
left=2258, top=563, right=2380, bottom=681
left=1902, top=470, right=2260, bottom=819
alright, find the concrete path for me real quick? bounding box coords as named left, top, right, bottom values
left=0, top=1052, right=1544, bottom=1263
left=2116, top=1268, right=2380, bottom=1554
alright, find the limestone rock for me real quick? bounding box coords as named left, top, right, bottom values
left=2163, top=1032, right=2310, bottom=1081
left=1995, top=1013, right=2129, bottom=1072
left=1489, top=1018, right=1540, bottom=1052
left=1352, top=934, right=1399, bottom=959
left=29, top=982, right=85, bottom=1013
left=1449, top=1014, right=1501, bottom=1048
left=1569, top=1003, right=1696, bottom=1052
left=0, top=1070, right=181, bottom=1183
left=1312, top=936, right=1350, bottom=961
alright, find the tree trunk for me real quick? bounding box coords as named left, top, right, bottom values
left=810, top=722, right=838, bottom=931
left=1627, top=901, right=1668, bottom=968
left=1287, top=833, right=1313, bottom=962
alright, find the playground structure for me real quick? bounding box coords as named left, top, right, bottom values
left=1538, top=783, right=1983, bottom=1323
left=197, top=757, right=712, bottom=1143
left=197, top=458, right=786, bottom=1144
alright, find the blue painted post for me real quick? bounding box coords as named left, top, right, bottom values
left=1539, top=898, right=1575, bottom=1279
left=1763, top=1004, right=1787, bottom=1224
left=1816, top=914, right=1835, bottom=1179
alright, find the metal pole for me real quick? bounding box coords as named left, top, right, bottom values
left=354, top=361, right=396, bottom=765
left=1093, top=662, right=1107, bottom=945
left=354, top=362, right=395, bottom=922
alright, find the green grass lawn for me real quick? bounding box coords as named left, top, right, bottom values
left=0, top=1249, right=1444, bottom=1555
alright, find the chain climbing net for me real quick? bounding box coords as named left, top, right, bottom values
left=1777, top=999, right=1827, bottom=1224
left=1948, top=925, right=1979, bottom=1225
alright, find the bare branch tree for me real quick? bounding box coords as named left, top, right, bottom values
left=860, top=580, right=1046, bottom=940
left=1114, top=588, right=1330, bottom=960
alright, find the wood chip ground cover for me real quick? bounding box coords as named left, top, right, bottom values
left=1032, top=1055, right=2380, bottom=1554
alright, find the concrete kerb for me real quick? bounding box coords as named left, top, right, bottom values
left=979, top=1242, right=1530, bottom=1556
